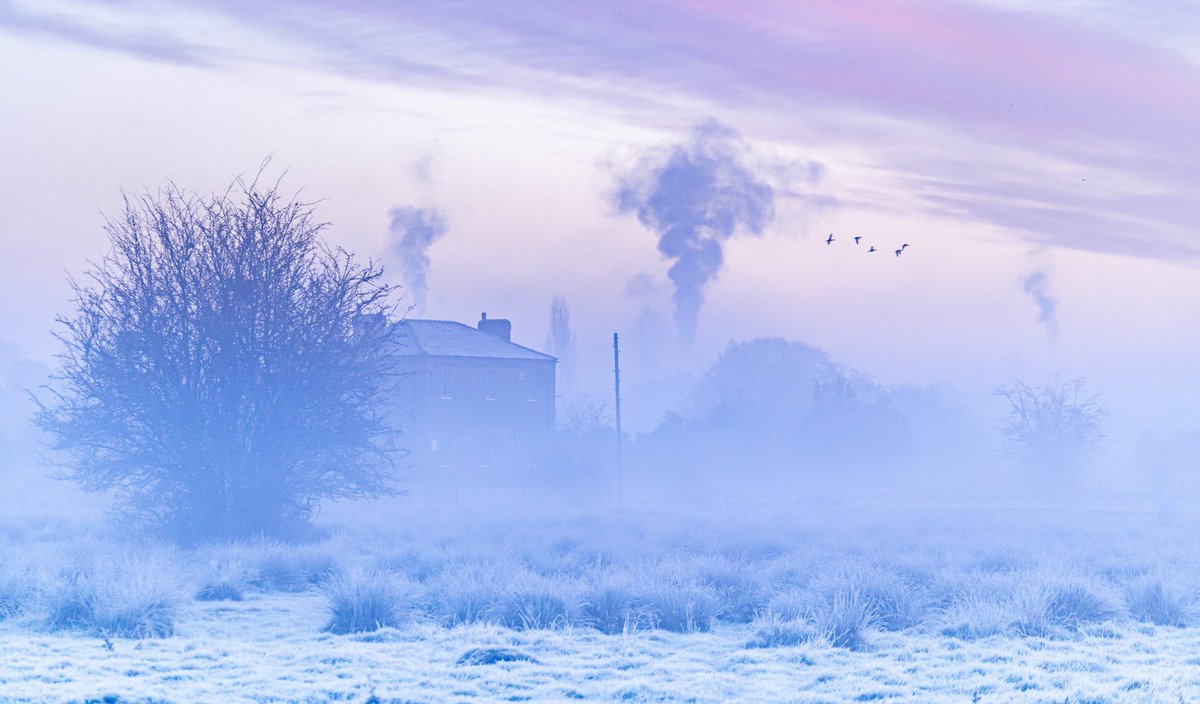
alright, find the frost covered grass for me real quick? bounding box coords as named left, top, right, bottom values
left=322, top=569, right=416, bottom=634
left=39, top=553, right=181, bottom=638
left=1, top=502, right=1200, bottom=699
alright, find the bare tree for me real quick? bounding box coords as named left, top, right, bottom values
left=36, top=176, right=402, bottom=543
left=996, top=378, right=1106, bottom=480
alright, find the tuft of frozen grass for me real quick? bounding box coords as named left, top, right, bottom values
left=427, top=564, right=502, bottom=626
left=41, top=555, right=180, bottom=638
left=693, top=555, right=769, bottom=623
left=323, top=569, right=416, bottom=634
left=195, top=558, right=253, bottom=602
left=1012, top=581, right=1114, bottom=637
left=491, top=572, right=579, bottom=630
left=1045, top=583, right=1114, bottom=629
left=1125, top=577, right=1190, bottom=626
left=244, top=541, right=336, bottom=592
left=811, top=588, right=876, bottom=650
left=579, top=572, right=653, bottom=635
left=745, top=610, right=820, bottom=648
left=641, top=580, right=720, bottom=633
left=935, top=593, right=1013, bottom=640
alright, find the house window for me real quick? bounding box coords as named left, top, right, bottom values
left=484, top=371, right=496, bottom=401
left=439, top=371, right=452, bottom=400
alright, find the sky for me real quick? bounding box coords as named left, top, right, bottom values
left=2, top=0, right=1198, bottom=439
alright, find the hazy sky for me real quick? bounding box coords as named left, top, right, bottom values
left=2, top=0, right=1198, bottom=434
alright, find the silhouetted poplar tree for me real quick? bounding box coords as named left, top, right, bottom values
left=37, top=177, right=401, bottom=542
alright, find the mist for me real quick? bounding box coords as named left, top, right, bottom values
left=4, top=1, right=1200, bottom=700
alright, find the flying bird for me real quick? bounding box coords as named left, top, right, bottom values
left=868, top=246, right=876, bottom=253
left=895, top=249, right=903, bottom=257
left=901, top=243, right=910, bottom=250
left=854, top=236, right=862, bottom=244
left=825, top=233, right=834, bottom=245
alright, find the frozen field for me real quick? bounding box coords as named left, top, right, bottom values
left=3, top=594, right=1200, bottom=702
left=1, top=498, right=1198, bottom=703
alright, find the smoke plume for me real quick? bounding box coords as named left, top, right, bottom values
left=1022, top=267, right=1059, bottom=341
left=615, top=119, right=775, bottom=346
left=388, top=207, right=447, bottom=315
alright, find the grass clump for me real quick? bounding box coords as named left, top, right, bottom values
left=245, top=541, right=336, bottom=592
left=195, top=558, right=253, bottom=602
left=323, top=569, right=415, bottom=634
left=811, top=588, right=876, bottom=650
left=1012, top=581, right=1114, bottom=637
left=427, top=564, right=501, bottom=626
left=492, top=572, right=579, bottom=630
left=41, top=556, right=179, bottom=638
left=935, top=594, right=1012, bottom=640
left=1125, top=578, right=1189, bottom=627
left=642, top=580, right=719, bottom=633
left=579, top=572, right=653, bottom=635
left=746, top=610, right=820, bottom=648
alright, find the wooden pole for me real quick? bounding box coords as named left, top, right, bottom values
left=613, top=332, right=623, bottom=504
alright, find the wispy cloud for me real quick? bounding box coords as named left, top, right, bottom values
left=10, top=0, right=1196, bottom=261
left=0, top=1, right=221, bottom=68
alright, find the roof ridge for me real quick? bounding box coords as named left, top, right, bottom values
left=395, top=319, right=555, bottom=361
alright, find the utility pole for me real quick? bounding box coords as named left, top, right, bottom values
left=613, top=332, right=623, bottom=504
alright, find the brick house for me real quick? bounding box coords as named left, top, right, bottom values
left=390, top=313, right=556, bottom=472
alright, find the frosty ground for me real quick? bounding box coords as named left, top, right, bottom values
left=1, top=494, right=1198, bottom=703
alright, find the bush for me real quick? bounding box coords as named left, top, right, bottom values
left=1125, top=578, right=1189, bottom=626
left=323, top=569, right=415, bottom=634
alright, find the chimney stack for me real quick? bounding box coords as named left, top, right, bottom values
left=478, top=312, right=512, bottom=341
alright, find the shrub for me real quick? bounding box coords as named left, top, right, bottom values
left=323, top=569, right=415, bottom=634
left=1125, top=578, right=1189, bottom=626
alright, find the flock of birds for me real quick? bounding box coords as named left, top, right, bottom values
left=825, top=233, right=910, bottom=257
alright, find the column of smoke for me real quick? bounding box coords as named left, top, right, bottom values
left=1022, top=267, right=1059, bottom=341
left=614, top=119, right=775, bottom=348
left=388, top=207, right=447, bottom=315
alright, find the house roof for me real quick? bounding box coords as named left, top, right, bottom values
left=393, top=319, right=556, bottom=362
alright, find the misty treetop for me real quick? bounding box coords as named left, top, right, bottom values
left=36, top=176, right=403, bottom=543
